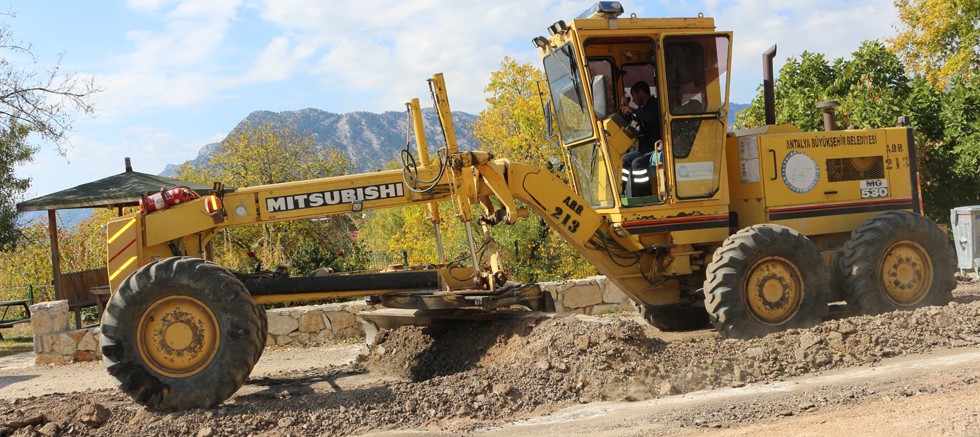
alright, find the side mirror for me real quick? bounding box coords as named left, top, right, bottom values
left=536, top=79, right=557, bottom=139
left=591, top=74, right=607, bottom=118
left=544, top=104, right=554, bottom=138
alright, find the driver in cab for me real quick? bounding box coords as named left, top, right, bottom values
left=620, top=81, right=662, bottom=198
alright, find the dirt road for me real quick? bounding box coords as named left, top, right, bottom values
left=2, top=281, right=980, bottom=436
left=0, top=344, right=367, bottom=401
left=452, top=347, right=980, bottom=436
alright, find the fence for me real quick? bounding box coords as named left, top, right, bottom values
left=58, top=268, right=108, bottom=327
left=58, top=269, right=107, bottom=308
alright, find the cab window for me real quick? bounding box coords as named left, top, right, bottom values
left=664, top=35, right=729, bottom=115
left=662, top=34, right=730, bottom=199
left=622, top=63, right=657, bottom=108
left=543, top=43, right=594, bottom=143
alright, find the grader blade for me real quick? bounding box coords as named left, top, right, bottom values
left=357, top=307, right=550, bottom=345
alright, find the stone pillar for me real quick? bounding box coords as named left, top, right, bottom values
left=30, top=300, right=70, bottom=354
left=30, top=299, right=103, bottom=365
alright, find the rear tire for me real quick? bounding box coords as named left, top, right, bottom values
left=704, top=224, right=830, bottom=339
left=838, top=211, right=954, bottom=315
left=101, top=257, right=267, bottom=411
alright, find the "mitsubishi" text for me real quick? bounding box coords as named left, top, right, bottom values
left=266, top=183, right=405, bottom=212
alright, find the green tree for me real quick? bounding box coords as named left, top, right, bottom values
left=887, top=1, right=980, bottom=219
left=0, top=208, right=127, bottom=301
left=0, top=16, right=99, bottom=249
left=58, top=209, right=119, bottom=273
left=736, top=42, right=916, bottom=132
left=0, top=214, right=49, bottom=300
left=889, top=0, right=980, bottom=88
left=736, top=51, right=837, bottom=131
left=832, top=40, right=914, bottom=129
left=923, top=76, right=980, bottom=218
left=0, top=123, right=33, bottom=247
left=175, top=122, right=356, bottom=272
left=472, top=56, right=556, bottom=166
left=472, top=57, right=595, bottom=281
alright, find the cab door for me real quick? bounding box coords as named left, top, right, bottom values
left=656, top=32, right=733, bottom=201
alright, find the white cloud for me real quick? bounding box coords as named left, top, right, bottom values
left=233, top=36, right=317, bottom=85
left=16, top=132, right=126, bottom=198
left=93, top=70, right=218, bottom=117
left=91, top=0, right=244, bottom=116
left=248, top=0, right=899, bottom=112
left=253, top=0, right=585, bottom=113
left=124, top=0, right=174, bottom=13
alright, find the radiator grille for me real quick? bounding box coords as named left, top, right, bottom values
left=826, top=156, right=884, bottom=182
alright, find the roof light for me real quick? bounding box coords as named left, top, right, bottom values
left=532, top=36, right=550, bottom=49
left=577, top=2, right=624, bottom=19
left=548, top=20, right=568, bottom=35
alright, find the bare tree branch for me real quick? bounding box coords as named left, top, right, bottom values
left=0, top=13, right=101, bottom=249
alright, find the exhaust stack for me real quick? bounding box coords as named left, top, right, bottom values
left=817, top=100, right=841, bottom=131
left=763, top=45, right=777, bottom=125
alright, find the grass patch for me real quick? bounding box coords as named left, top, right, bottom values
left=0, top=323, right=33, bottom=357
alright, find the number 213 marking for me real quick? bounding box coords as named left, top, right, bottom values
left=551, top=207, right=580, bottom=233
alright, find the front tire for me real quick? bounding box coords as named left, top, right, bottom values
left=101, top=257, right=267, bottom=411
left=838, top=211, right=955, bottom=315
left=704, top=224, right=830, bottom=339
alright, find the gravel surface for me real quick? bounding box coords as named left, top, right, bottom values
left=2, top=279, right=980, bottom=436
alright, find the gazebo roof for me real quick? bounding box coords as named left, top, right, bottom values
left=16, top=158, right=216, bottom=212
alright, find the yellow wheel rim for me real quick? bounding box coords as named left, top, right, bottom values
left=743, top=256, right=804, bottom=325
left=137, top=295, right=219, bottom=378
left=880, top=240, right=933, bottom=306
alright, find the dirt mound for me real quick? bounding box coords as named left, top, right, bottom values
left=364, top=316, right=542, bottom=381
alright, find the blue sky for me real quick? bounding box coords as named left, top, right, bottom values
left=12, top=0, right=898, bottom=201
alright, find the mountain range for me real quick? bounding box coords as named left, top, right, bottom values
left=163, top=107, right=480, bottom=176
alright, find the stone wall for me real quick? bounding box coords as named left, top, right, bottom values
left=540, top=276, right=638, bottom=315
left=30, top=300, right=101, bottom=365
left=265, top=302, right=371, bottom=347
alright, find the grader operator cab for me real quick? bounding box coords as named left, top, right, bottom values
left=100, top=2, right=955, bottom=411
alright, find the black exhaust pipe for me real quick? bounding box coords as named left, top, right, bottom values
left=763, top=45, right=777, bottom=125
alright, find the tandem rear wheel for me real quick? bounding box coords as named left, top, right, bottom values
left=838, top=211, right=955, bottom=315
left=101, top=257, right=267, bottom=411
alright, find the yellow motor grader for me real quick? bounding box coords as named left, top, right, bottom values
left=101, top=2, right=954, bottom=411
